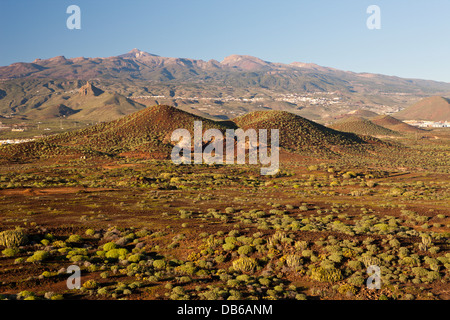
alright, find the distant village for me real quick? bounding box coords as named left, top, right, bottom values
left=0, top=121, right=26, bottom=132
left=0, top=121, right=41, bottom=145
left=133, top=92, right=343, bottom=106
left=0, top=138, right=35, bottom=145
left=403, top=120, right=450, bottom=128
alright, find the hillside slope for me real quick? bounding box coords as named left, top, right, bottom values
left=233, top=111, right=381, bottom=156
left=0, top=106, right=387, bottom=162
left=0, top=80, right=146, bottom=121
left=43, top=105, right=233, bottom=157
left=329, top=116, right=401, bottom=137
left=371, top=115, right=424, bottom=133
left=395, top=96, right=450, bottom=121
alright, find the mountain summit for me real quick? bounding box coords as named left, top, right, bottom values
left=118, top=48, right=159, bottom=59
left=79, top=81, right=104, bottom=96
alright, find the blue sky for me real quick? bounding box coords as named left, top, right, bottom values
left=1, top=0, right=449, bottom=82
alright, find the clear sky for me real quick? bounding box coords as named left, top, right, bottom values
left=1, top=0, right=449, bottom=82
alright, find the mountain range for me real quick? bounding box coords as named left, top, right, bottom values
left=1, top=49, right=450, bottom=122
left=2, top=49, right=450, bottom=93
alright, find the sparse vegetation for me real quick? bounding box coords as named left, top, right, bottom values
left=0, top=105, right=448, bottom=302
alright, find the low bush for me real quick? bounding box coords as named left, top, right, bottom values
left=232, top=257, right=258, bottom=273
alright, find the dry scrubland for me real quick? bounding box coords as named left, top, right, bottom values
left=0, top=112, right=449, bottom=301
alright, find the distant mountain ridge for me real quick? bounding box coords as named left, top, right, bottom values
left=2, top=49, right=450, bottom=122
left=2, top=49, right=450, bottom=95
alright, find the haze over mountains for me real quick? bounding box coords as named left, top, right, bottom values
left=1, top=49, right=450, bottom=122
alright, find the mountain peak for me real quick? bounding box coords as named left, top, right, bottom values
left=129, top=48, right=145, bottom=54
left=79, top=81, right=104, bottom=96
left=119, top=49, right=159, bottom=59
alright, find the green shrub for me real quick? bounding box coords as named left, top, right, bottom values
left=70, top=254, right=88, bottom=262
left=310, top=266, right=343, bottom=283
left=178, top=276, right=191, bottom=283
left=228, top=290, right=242, bottom=300
left=320, top=260, right=335, bottom=270
left=348, top=260, right=363, bottom=270
left=105, top=248, right=128, bottom=260
left=17, top=291, right=36, bottom=300
left=237, top=245, right=253, bottom=256
left=236, top=274, right=251, bottom=282
left=426, top=271, right=441, bottom=282
left=96, top=250, right=106, bottom=258
left=127, top=253, right=144, bottom=263
left=411, top=267, right=428, bottom=277
left=14, top=257, right=25, bottom=264
left=135, top=229, right=150, bottom=238
left=26, top=250, right=49, bottom=262
left=328, top=253, right=343, bottom=263
left=225, top=236, right=237, bottom=244
left=153, top=259, right=166, bottom=269
left=83, top=279, right=98, bottom=289
left=226, top=279, right=240, bottom=288
left=103, top=242, right=118, bottom=251
left=302, top=250, right=314, bottom=257
left=172, top=286, right=185, bottom=295
left=237, top=236, right=253, bottom=245
left=97, top=287, right=108, bottom=296
left=2, top=247, right=19, bottom=257
left=52, top=240, right=66, bottom=248
left=0, top=228, right=28, bottom=248
left=429, top=246, right=440, bottom=254
left=85, top=229, right=95, bottom=236
left=362, top=256, right=381, bottom=268
left=232, top=257, right=258, bottom=273
left=285, top=254, right=302, bottom=268
left=347, top=275, right=365, bottom=286
left=175, top=263, right=197, bottom=275
left=222, top=243, right=236, bottom=251
left=225, top=207, right=236, bottom=214
left=259, top=277, right=271, bottom=286
left=66, top=234, right=82, bottom=243
left=388, top=238, right=401, bottom=248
